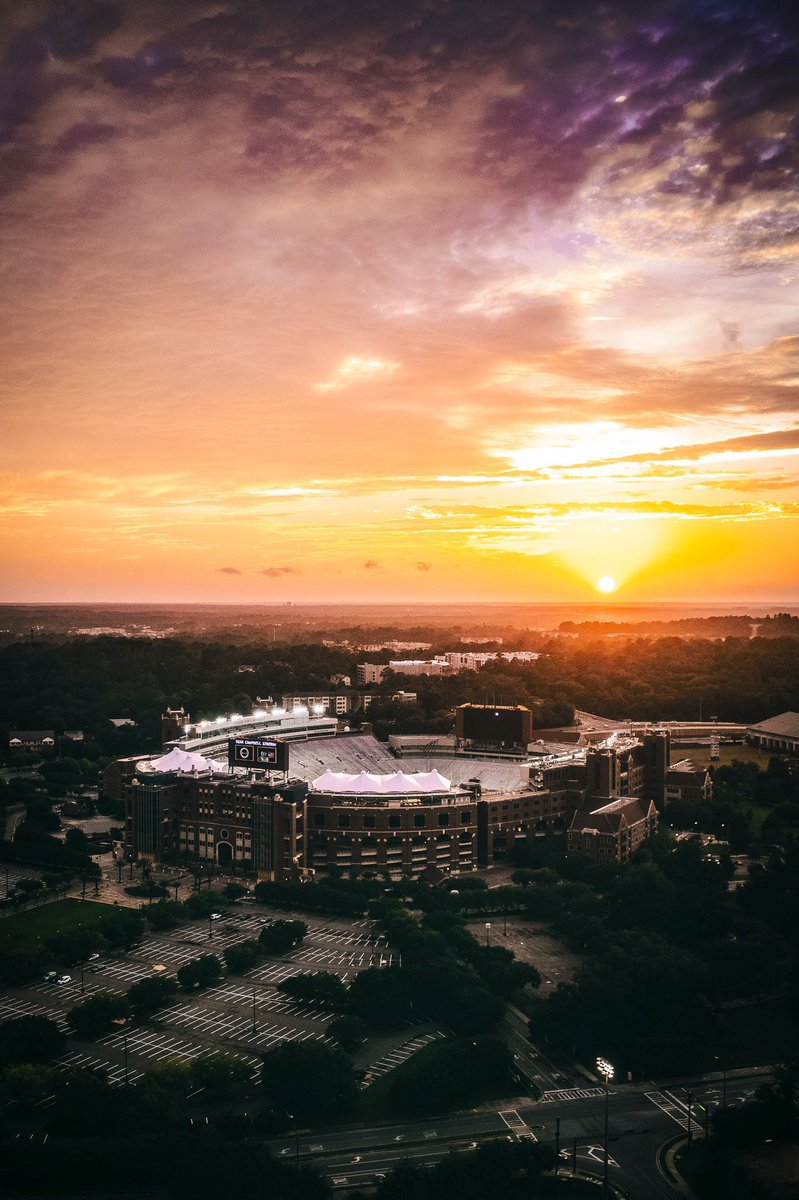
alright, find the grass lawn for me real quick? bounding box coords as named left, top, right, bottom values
left=0, top=898, right=122, bottom=953
left=674, top=744, right=767, bottom=768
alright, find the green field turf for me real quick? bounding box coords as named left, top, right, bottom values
left=0, top=898, right=122, bottom=953
left=671, top=743, right=767, bottom=768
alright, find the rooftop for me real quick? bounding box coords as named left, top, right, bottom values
left=748, top=712, right=799, bottom=739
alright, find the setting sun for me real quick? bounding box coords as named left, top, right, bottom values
left=597, top=576, right=618, bottom=594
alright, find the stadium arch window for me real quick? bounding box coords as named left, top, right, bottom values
left=460, top=811, right=472, bottom=824
left=388, top=814, right=401, bottom=828
left=221, top=829, right=229, bottom=840
left=362, top=814, right=376, bottom=828
left=438, top=813, right=449, bottom=826
left=413, top=813, right=426, bottom=828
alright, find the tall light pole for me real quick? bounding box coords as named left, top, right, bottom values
left=251, top=986, right=257, bottom=1035
left=596, top=1056, right=614, bottom=1200
left=485, top=922, right=491, bottom=947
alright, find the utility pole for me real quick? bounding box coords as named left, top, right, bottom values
left=596, top=1057, right=614, bottom=1200
left=554, top=1116, right=560, bottom=1178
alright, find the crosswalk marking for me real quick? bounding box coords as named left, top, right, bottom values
left=499, top=1108, right=537, bottom=1141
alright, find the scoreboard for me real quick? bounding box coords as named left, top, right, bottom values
left=228, top=737, right=289, bottom=771
left=455, top=704, right=533, bottom=746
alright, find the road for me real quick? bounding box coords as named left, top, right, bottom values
left=265, top=1071, right=767, bottom=1197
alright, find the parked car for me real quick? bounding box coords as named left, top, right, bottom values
left=56, top=975, right=72, bottom=985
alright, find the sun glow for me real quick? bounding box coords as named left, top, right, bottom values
left=597, top=575, right=618, bottom=593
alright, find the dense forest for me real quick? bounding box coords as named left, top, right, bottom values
left=2, top=633, right=799, bottom=763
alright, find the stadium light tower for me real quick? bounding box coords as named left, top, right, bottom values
left=596, top=1057, right=614, bottom=1199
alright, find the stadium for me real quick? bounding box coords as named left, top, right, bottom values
left=105, top=703, right=671, bottom=880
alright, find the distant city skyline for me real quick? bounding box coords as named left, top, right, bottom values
left=2, top=1, right=799, bottom=604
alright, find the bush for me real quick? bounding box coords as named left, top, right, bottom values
left=125, top=883, right=168, bottom=899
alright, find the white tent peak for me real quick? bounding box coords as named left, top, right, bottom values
left=310, top=769, right=451, bottom=794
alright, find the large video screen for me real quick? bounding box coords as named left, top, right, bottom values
left=228, top=737, right=289, bottom=771
left=457, top=705, right=532, bottom=745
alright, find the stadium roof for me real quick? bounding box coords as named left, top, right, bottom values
left=748, top=712, right=799, bottom=739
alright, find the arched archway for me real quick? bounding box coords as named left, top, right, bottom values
left=217, top=841, right=233, bottom=868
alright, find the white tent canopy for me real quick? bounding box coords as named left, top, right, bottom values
left=310, top=769, right=451, bottom=794
left=151, top=747, right=225, bottom=774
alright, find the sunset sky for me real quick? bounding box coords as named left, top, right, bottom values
left=2, top=0, right=799, bottom=604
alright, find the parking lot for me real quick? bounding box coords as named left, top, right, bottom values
left=4, top=903, right=413, bottom=1092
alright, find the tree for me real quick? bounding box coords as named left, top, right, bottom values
left=277, top=972, right=349, bottom=1011
left=65, top=827, right=89, bottom=853
left=69, top=992, right=130, bottom=1039
left=127, top=976, right=178, bottom=1017
left=223, top=882, right=248, bottom=901
left=348, top=966, right=411, bottom=1028
left=0, top=1015, right=65, bottom=1065
left=261, top=1040, right=359, bottom=1122
left=189, top=1053, right=250, bottom=1099
left=258, top=919, right=308, bottom=955
left=0, top=1063, right=57, bottom=1108
left=326, top=1014, right=368, bottom=1051
left=145, top=900, right=190, bottom=931
left=388, top=1037, right=513, bottom=1117
left=223, top=939, right=261, bottom=974
left=102, top=910, right=146, bottom=950
left=0, top=945, right=55, bottom=985
left=177, top=955, right=222, bottom=990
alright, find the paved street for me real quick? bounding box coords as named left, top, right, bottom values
left=264, top=1071, right=765, bottom=1196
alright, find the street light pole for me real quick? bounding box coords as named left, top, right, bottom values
left=485, top=922, right=491, bottom=947
left=596, top=1056, right=614, bottom=1200
left=80, top=959, right=85, bottom=994
left=251, top=987, right=257, bottom=1035
left=123, top=1033, right=129, bottom=1086
left=686, top=1090, right=693, bottom=1147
